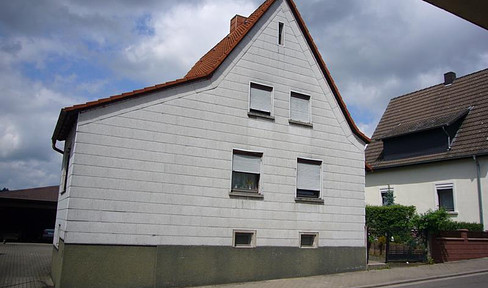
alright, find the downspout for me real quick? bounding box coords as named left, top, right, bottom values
left=473, top=155, right=484, bottom=228
left=52, top=138, right=64, bottom=155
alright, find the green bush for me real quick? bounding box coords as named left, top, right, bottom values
left=442, top=221, right=483, bottom=232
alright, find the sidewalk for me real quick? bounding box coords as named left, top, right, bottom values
left=195, top=257, right=488, bottom=288
left=0, top=243, right=54, bottom=288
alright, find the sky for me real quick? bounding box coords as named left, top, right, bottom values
left=0, top=0, right=487, bottom=190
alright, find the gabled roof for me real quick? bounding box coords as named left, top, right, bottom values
left=0, top=186, right=59, bottom=202
left=366, top=68, right=488, bottom=170
left=52, top=0, right=369, bottom=145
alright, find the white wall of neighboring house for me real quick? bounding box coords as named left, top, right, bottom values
left=366, top=157, right=488, bottom=226
left=54, top=0, right=366, bottom=249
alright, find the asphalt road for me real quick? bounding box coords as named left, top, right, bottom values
left=384, top=271, right=488, bottom=288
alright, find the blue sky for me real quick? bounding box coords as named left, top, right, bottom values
left=0, top=0, right=487, bottom=190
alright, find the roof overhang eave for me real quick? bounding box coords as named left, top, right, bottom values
left=368, top=151, right=488, bottom=172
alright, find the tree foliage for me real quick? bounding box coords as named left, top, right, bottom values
left=366, top=205, right=416, bottom=239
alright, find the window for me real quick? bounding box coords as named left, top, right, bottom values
left=296, top=158, right=321, bottom=199
left=380, top=186, right=394, bottom=206
left=278, top=22, right=284, bottom=45
left=290, top=92, right=311, bottom=124
left=231, top=150, right=262, bottom=194
left=300, top=232, right=318, bottom=248
left=436, top=183, right=454, bottom=212
left=249, top=82, right=273, bottom=117
left=233, top=230, right=256, bottom=248
left=60, top=147, right=71, bottom=194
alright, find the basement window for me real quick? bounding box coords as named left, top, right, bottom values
left=233, top=230, right=256, bottom=248
left=300, top=232, right=318, bottom=248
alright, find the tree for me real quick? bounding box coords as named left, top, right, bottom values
left=383, top=185, right=395, bottom=206
left=1, top=187, right=8, bottom=192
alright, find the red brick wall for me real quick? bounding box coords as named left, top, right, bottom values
left=431, top=229, right=488, bottom=263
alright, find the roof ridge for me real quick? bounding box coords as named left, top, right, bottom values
left=390, top=68, right=488, bottom=102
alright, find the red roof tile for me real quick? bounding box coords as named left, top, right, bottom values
left=52, top=0, right=369, bottom=144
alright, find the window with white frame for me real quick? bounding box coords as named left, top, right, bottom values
left=233, top=230, right=256, bottom=248
left=249, top=82, right=273, bottom=116
left=380, top=186, right=394, bottom=206
left=296, top=158, right=322, bottom=199
left=290, top=92, right=311, bottom=124
left=300, top=232, right=318, bottom=248
left=60, top=147, right=71, bottom=194
left=231, top=150, right=262, bottom=194
left=436, top=183, right=454, bottom=212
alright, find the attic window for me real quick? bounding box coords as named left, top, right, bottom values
left=381, top=109, right=469, bottom=161
left=278, top=22, right=284, bottom=45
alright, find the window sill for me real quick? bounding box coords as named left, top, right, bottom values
left=447, top=211, right=459, bottom=216
left=230, top=190, right=264, bottom=199
left=295, top=197, right=324, bottom=204
left=248, top=111, right=275, bottom=121
left=289, top=119, right=313, bottom=127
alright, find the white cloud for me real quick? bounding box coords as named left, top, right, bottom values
left=0, top=0, right=487, bottom=189
left=117, top=0, right=257, bottom=83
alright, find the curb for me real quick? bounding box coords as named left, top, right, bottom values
left=356, top=269, right=488, bottom=288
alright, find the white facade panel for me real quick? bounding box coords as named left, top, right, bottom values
left=61, top=0, right=366, bottom=248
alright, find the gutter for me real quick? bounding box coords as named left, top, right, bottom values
left=473, top=155, right=484, bottom=228
left=52, top=138, right=64, bottom=155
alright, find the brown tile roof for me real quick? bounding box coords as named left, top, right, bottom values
left=366, top=68, right=488, bottom=170
left=0, top=186, right=59, bottom=202
left=52, top=0, right=369, bottom=145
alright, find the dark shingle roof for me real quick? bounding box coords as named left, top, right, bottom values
left=0, top=186, right=59, bottom=202
left=366, top=68, right=488, bottom=170
left=52, top=0, right=369, bottom=144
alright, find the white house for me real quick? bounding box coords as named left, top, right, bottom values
left=366, top=69, right=488, bottom=227
left=51, top=0, right=370, bottom=287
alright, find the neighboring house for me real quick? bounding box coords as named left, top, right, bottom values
left=365, top=69, right=488, bottom=227
left=0, top=186, right=58, bottom=242
left=50, top=0, right=369, bottom=287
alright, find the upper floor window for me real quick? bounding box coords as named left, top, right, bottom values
left=249, top=82, right=273, bottom=118
left=278, top=22, right=284, bottom=45
left=231, top=150, right=263, bottom=195
left=296, top=158, right=322, bottom=200
left=290, top=92, right=311, bottom=124
left=60, top=147, right=71, bottom=194
left=436, top=183, right=455, bottom=212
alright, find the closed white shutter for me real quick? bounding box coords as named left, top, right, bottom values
left=233, top=153, right=261, bottom=174
left=290, top=92, right=310, bottom=122
left=297, top=161, right=320, bottom=191
left=250, top=83, right=272, bottom=113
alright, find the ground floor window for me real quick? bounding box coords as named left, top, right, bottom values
left=436, top=183, right=454, bottom=212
